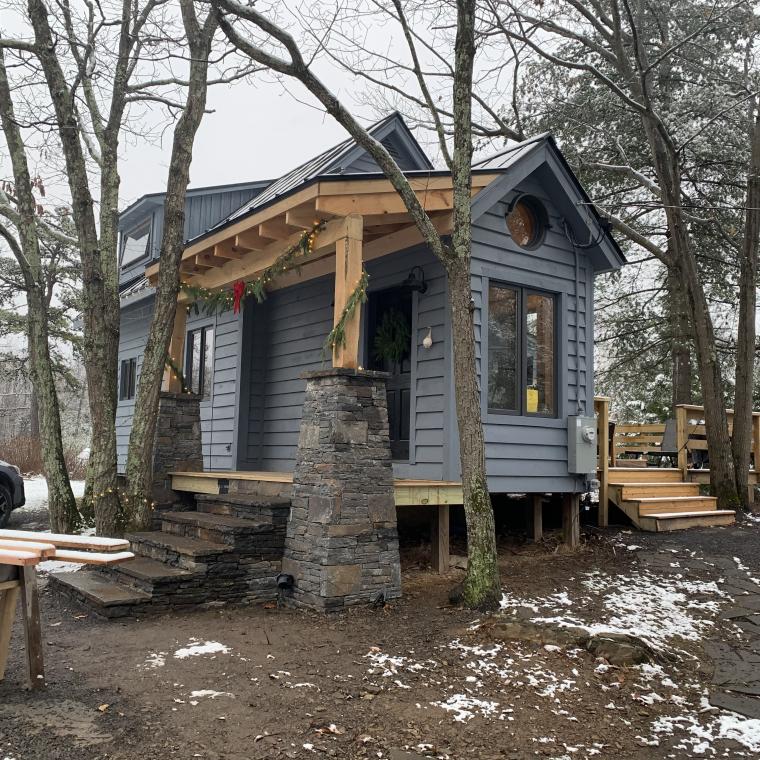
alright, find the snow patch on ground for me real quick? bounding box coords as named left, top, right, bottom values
left=652, top=709, right=760, bottom=754
left=432, top=694, right=500, bottom=722
left=188, top=689, right=234, bottom=700
left=21, top=477, right=85, bottom=509
left=174, top=640, right=230, bottom=659
left=36, top=559, right=82, bottom=574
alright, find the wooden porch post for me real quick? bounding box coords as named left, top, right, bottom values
left=431, top=505, right=450, bottom=574
left=163, top=301, right=188, bottom=392
left=596, top=397, right=610, bottom=527
left=332, top=214, right=364, bottom=369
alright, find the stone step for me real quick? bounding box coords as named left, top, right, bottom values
left=126, top=531, right=228, bottom=570
left=48, top=570, right=151, bottom=618
left=102, top=556, right=197, bottom=592
left=196, top=493, right=290, bottom=524
left=160, top=510, right=277, bottom=546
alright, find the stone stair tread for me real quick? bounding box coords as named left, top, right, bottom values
left=127, top=531, right=228, bottom=556
left=162, top=510, right=270, bottom=530
left=196, top=493, right=290, bottom=507
left=650, top=509, right=736, bottom=519
left=112, top=556, right=196, bottom=582
left=51, top=570, right=151, bottom=606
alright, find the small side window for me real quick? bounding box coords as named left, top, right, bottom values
left=185, top=325, right=214, bottom=399
left=120, top=220, right=151, bottom=268
left=119, top=358, right=137, bottom=401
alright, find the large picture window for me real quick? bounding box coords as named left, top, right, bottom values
left=120, top=221, right=151, bottom=268
left=487, top=282, right=556, bottom=417
left=186, top=326, right=214, bottom=399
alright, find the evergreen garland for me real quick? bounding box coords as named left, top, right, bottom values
left=325, top=269, right=369, bottom=356
left=164, top=355, right=193, bottom=394
left=373, top=307, right=411, bottom=365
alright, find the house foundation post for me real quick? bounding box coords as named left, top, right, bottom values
left=562, top=493, right=580, bottom=549
left=281, top=368, right=402, bottom=611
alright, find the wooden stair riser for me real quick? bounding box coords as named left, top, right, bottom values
left=620, top=484, right=700, bottom=500
left=607, top=468, right=683, bottom=484
left=637, top=499, right=718, bottom=516
left=642, top=513, right=736, bottom=532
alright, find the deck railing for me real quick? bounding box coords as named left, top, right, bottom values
left=593, top=397, right=760, bottom=524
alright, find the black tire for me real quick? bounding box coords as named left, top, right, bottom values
left=0, top=483, right=11, bottom=528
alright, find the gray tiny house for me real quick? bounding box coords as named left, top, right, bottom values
left=116, top=114, right=623, bottom=502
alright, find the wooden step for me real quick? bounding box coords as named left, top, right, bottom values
left=635, top=496, right=719, bottom=516
left=607, top=467, right=683, bottom=484
left=620, top=483, right=700, bottom=500
left=48, top=570, right=151, bottom=617
left=640, top=510, right=736, bottom=532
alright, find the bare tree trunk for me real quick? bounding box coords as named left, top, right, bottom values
left=124, top=2, right=218, bottom=529
left=447, top=0, right=500, bottom=608
left=732, top=105, right=760, bottom=510
left=29, top=388, right=40, bottom=441
left=643, top=123, right=738, bottom=506
left=665, top=262, right=693, bottom=411
left=0, top=49, right=78, bottom=532
left=27, top=0, right=122, bottom=535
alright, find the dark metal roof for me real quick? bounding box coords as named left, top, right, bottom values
left=201, top=112, right=433, bottom=237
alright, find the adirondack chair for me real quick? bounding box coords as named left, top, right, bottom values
left=0, top=530, right=133, bottom=689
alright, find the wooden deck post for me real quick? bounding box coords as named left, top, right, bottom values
left=562, top=493, right=580, bottom=549
left=431, top=505, right=450, bottom=574
left=19, top=566, right=44, bottom=688
left=676, top=405, right=688, bottom=479
left=0, top=577, right=20, bottom=682
left=163, top=300, right=188, bottom=392
left=332, top=214, right=364, bottom=369
left=532, top=494, right=543, bottom=541
left=595, top=397, right=610, bottom=527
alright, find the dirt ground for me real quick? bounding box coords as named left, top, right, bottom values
left=2, top=519, right=760, bottom=760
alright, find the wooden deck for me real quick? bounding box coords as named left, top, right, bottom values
left=170, top=471, right=463, bottom=573
left=169, top=470, right=464, bottom=506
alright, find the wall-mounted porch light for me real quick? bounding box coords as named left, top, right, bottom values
left=422, top=326, right=433, bottom=350
left=402, top=265, right=427, bottom=294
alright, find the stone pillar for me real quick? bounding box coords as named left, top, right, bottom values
left=282, top=369, right=401, bottom=611
left=151, top=391, right=203, bottom=510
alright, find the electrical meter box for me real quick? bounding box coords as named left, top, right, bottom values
left=568, top=416, right=597, bottom=475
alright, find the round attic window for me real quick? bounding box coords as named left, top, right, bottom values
left=506, top=196, right=547, bottom=249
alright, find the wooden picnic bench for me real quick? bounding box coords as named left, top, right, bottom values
left=0, top=529, right=133, bottom=689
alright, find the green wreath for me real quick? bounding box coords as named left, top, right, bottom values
left=373, top=308, right=411, bottom=365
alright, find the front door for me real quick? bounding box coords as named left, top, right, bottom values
left=366, top=287, right=412, bottom=461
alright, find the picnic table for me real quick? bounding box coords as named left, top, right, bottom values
left=0, top=529, right=134, bottom=689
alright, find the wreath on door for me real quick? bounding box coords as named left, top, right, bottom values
left=373, top=308, right=411, bottom=365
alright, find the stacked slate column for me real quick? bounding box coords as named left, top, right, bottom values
left=282, top=369, right=401, bottom=610
left=151, top=391, right=203, bottom=510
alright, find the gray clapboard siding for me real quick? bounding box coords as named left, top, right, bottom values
left=116, top=296, right=242, bottom=473
left=238, top=247, right=447, bottom=479
left=115, top=296, right=154, bottom=472
left=186, top=305, right=242, bottom=471
left=469, top=176, right=594, bottom=492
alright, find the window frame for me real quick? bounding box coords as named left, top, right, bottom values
left=119, top=219, right=152, bottom=270
left=119, top=357, right=137, bottom=401
left=504, top=194, right=549, bottom=251
left=185, top=324, right=214, bottom=400
left=486, top=280, right=558, bottom=419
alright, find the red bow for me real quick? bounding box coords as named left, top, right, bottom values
left=233, top=280, right=245, bottom=315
